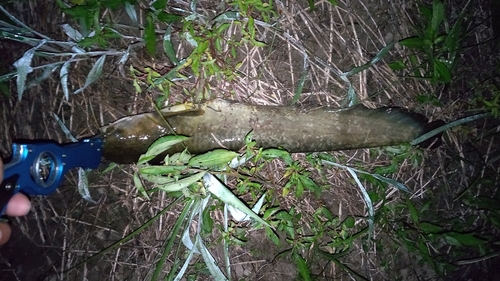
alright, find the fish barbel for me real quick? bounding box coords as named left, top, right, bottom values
left=100, top=99, right=431, bottom=164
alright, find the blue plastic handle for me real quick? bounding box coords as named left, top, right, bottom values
left=0, top=136, right=103, bottom=215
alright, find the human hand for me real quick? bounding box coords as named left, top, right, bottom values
left=0, top=158, right=31, bottom=245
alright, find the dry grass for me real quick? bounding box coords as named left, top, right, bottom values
left=1, top=0, right=499, bottom=280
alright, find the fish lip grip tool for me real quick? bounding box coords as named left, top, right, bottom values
left=0, top=136, right=103, bottom=214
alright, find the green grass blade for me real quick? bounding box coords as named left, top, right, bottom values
left=292, top=250, right=312, bottom=281
left=71, top=197, right=182, bottom=270
left=292, top=51, right=309, bottom=104
left=315, top=247, right=368, bottom=280
left=163, top=24, right=179, bottom=65
left=134, top=171, right=150, bottom=199
left=145, top=15, right=156, bottom=56
left=195, top=233, right=229, bottom=280
left=223, top=205, right=231, bottom=278
left=345, top=167, right=374, bottom=240
left=321, top=159, right=411, bottom=193
left=344, top=42, right=395, bottom=76
left=410, top=112, right=490, bottom=146
left=430, top=0, right=445, bottom=41
left=152, top=198, right=194, bottom=281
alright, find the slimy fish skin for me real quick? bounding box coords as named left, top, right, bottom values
left=100, top=99, right=429, bottom=164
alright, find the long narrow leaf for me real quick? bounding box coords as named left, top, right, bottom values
left=139, top=135, right=189, bottom=164
left=344, top=42, right=395, bottom=77
left=25, top=62, right=61, bottom=89
left=124, top=2, right=138, bottom=24
left=410, top=112, right=490, bottom=146
left=60, top=55, right=75, bottom=100
left=196, top=234, right=229, bottom=280
left=61, top=23, right=83, bottom=41
left=163, top=24, right=179, bottom=65
left=74, top=54, right=106, bottom=94
left=72, top=198, right=181, bottom=270
left=345, top=167, right=374, bottom=240
left=13, top=39, right=47, bottom=100
left=152, top=198, right=194, bottom=281
left=157, top=172, right=205, bottom=192
left=321, top=159, right=411, bottom=193
left=227, top=193, right=266, bottom=222
left=203, top=173, right=271, bottom=227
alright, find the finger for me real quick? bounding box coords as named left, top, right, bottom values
left=6, top=193, right=31, bottom=217
left=0, top=222, right=11, bottom=245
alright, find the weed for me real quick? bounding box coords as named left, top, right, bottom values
left=390, top=0, right=470, bottom=84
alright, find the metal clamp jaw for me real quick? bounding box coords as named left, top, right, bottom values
left=0, top=136, right=103, bottom=214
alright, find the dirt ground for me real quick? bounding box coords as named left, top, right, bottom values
left=1, top=0, right=499, bottom=280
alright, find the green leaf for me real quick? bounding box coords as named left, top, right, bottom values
left=399, top=37, right=430, bottom=49
left=265, top=226, right=280, bottom=245
left=261, top=148, right=293, bottom=165
left=139, top=135, right=189, bottom=164
left=416, top=94, right=442, bottom=106
left=213, top=11, right=240, bottom=22
left=343, top=216, right=355, bottom=228
left=308, top=0, right=315, bottom=10
left=202, top=207, right=214, bottom=233
left=345, top=42, right=395, bottom=76
left=203, top=173, right=271, bottom=228
left=141, top=174, right=175, bottom=185
left=152, top=0, right=167, bottom=10
left=163, top=24, right=179, bottom=65
left=195, top=234, right=229, bottom=281
left=134, top=171, right=150, bottom=199
left=419, top=221, right=443, bottom=233
left=434, top=60, right=451, bottom=83
left=406, top=197, right=420, bottom=225
left=157, top=12, right=181, bottom=23
left=145, top=15, right=156, bottom=56
left=293, top=251, right=312, bottom=281
left=411, top=112, right=490, bottom=146
left=139, top=165, right=188, bottom=175
left=299, top=175, right=318, bottom=192
left=263, top=206, right=281, bottom=220
left=388, top=60, right=406, bottom=70
left=157, top=171, right=205, bottom=192
left=188, top=149, right=238, bottom=169
left=292, top=62, right=308, bottom=104
left=446, top=232, right=486, bottom=246
left=430, top=0, right=445, bottom=39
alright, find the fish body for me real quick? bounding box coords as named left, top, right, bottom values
left=101, top=99, right=428, bottom=164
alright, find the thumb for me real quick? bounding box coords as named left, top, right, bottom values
left=0, top=222, right=11, bottom=245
